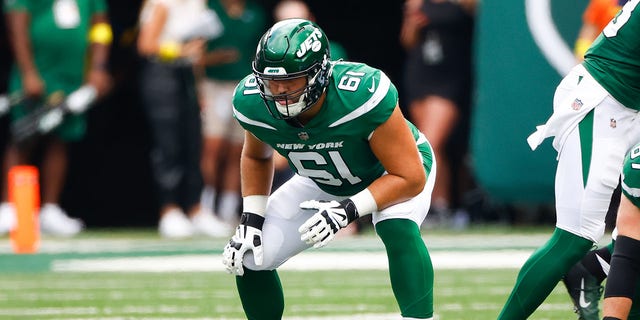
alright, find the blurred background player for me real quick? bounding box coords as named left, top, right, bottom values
left=399, top=0, right=476, bottom=228
left=573, top=0, right=626, bottom=62
left=0, top=0, right=112, bottom=237
left=272, top=0, right=348, bottom=63
left=137, top=0, right=231, bottom=238
left=197, top=0, right=267, bottom=227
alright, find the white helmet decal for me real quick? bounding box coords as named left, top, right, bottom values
left=263, top=67, right=287, bottom=75
left=295, top=28, right=324, bottom=58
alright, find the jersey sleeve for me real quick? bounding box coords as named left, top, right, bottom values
left=371, top=70, right=399, bottom=124
left=353, top=68, right=399, bottom=132
left=622, top=145, right=640, bottom=208
left=328, top=63, right=398, bottom=134
left=232, top=74, right=271, bottom=130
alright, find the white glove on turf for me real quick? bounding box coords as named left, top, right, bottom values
left=222, top=212, right=264, bottom=276
left=298, top=199, right=359, bottom=248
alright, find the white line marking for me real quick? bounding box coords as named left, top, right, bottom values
left=52, top=250, right=531, bottom=273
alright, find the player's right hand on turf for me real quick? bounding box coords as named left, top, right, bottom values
left=222, top=212, right=264, bottom=276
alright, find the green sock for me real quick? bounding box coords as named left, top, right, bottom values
left=498, top=228, right=593, bottom=319
left=376, top=219, right=433, bottom=318
left=236, top=268, right=284, bottom=320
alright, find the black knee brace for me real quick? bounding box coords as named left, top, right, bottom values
left=604, top=236, right=640, bottom=299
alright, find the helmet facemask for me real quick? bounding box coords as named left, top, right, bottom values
left=254, top=54, right=330, bottom=119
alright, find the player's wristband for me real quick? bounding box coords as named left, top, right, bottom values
left=243, top=195, right=268, bottom=217
left=348, top=189, right=378, bottom=216
left=89, top=23, right=113, bottom=45
left=574, top=38, right=591, bottom=59
left=158, top=41, right=181, bottom=61
left=239, top=212, right=265, bottom=229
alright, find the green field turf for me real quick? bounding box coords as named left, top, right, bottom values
left=0, top=227, right=602, bottom=319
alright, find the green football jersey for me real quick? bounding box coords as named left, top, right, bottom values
left=622, top=143, right=640, bottom=208
left=204, top=0, right=267, bottom=81
left=233, top=61, right=433, bottom=196
left=584, top=0, right=640, bottom=111
left=4, top=0, right=108, bottom=94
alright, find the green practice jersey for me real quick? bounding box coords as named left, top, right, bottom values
left=233, top=61, right=432, bottom=196
left=4, top=0, right=107, bottom=94
left=584, top=0, right=640, bottom=111
left=204, top=0, right=267, bottom=81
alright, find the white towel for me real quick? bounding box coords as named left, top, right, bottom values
left=527, top=64, right=608, bottom=153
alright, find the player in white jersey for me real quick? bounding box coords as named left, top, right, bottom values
left=499, top=0, right=640, bottom=319
left=221, top=19, right=437, bottom=319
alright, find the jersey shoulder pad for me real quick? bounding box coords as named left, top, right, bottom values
left=622, top=145, right=640, bottom=208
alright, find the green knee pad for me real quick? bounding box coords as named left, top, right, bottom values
left=376, top=218, right=434, bottom=318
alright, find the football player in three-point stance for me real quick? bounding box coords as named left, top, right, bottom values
left=500, top=0, right=640, bottom=319
left=222, top=19, right=436, bottom=319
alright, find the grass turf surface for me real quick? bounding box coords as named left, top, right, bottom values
left=0, top=227, right=594, bottom=319
left=0, top=270, right=580, bottom=319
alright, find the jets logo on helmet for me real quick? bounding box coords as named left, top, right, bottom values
left=252, top=19, right=332, bottom=119
left=296, top=28, right=324, bottom=58
left=264, top=67, right=287, bottom=75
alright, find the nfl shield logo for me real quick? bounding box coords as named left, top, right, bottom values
left=298, top=132, right=309, bottom=140
left=571, top=98, right=583, bottom=110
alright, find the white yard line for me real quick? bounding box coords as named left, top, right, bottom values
left=51, top=250, right=531, bottom=273
left=0, top=232, right=563, bottom=254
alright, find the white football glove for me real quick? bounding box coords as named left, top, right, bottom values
left=298, top=199, right=359, bottom=248
left=65, top=85, right=97, bottom=114
left=222, top=212, right=264, bottom=276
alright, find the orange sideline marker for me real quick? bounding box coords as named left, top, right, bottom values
left=9, top=165, right=40, bottom=254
